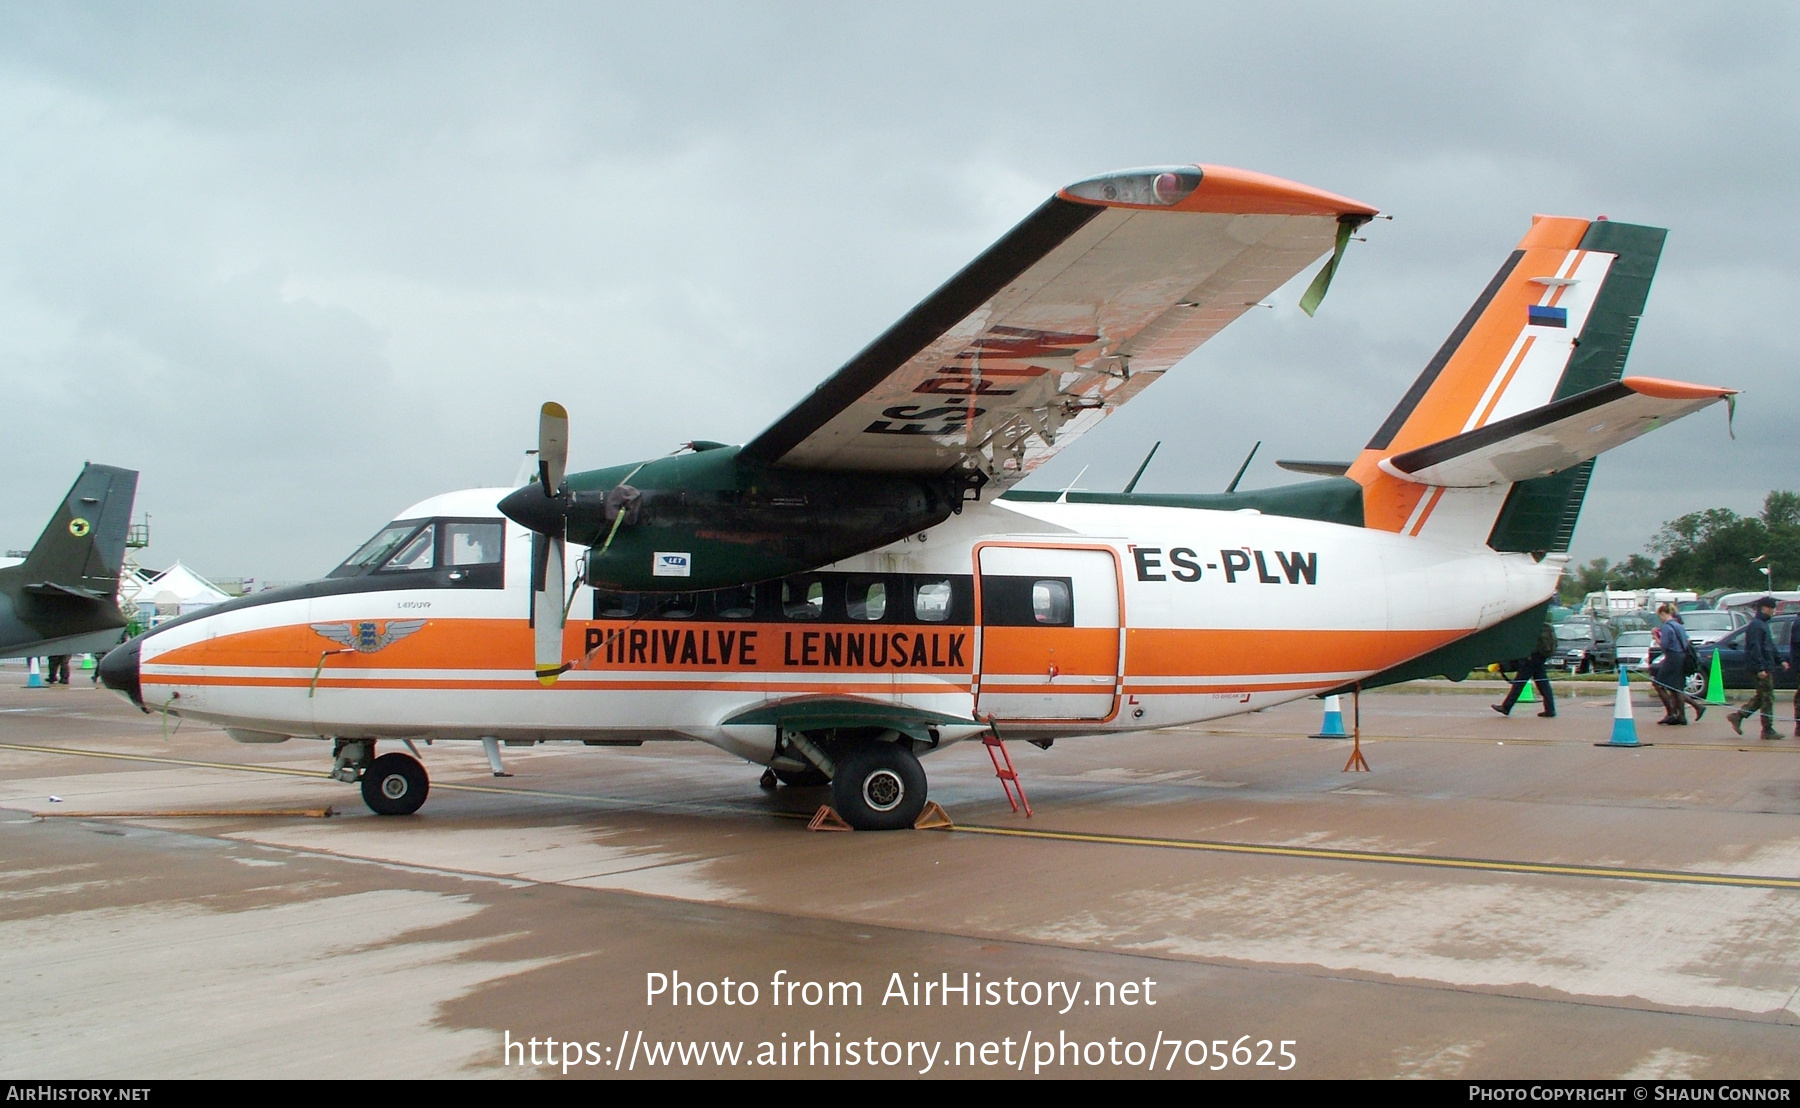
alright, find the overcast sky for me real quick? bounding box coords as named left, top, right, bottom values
left=0, top=3, right=1793, bottom=581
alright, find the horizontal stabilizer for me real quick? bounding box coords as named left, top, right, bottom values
left=22, top=582, right=112, bottom=602
left=1275, top=459, right=1352, bottom=477
left=1378, top=376, right=1734, bottom=488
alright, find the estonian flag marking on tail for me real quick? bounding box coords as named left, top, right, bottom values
left=1527, top=304, right=1568, bottom=327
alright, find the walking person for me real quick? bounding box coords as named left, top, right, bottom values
left=1650, top=603, right=1704, bottom=725
left=45, top=654, right=71, bottom=686
left=1494, top=617, right=1557, bottom=718
left=1729, top=597, right=1789, bottom=740
left=1667, top=609, right=1711, bottom=720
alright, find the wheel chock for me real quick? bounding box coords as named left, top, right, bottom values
left=913, top=801, right=953, bottom=830
left=807, top=805, right=853, bottom=832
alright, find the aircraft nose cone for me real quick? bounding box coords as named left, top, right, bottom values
left=97, top=636, right=142, bottom=707
left=498, top=484, right=564, bottom=535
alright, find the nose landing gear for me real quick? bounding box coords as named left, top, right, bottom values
left=330, top=739, right=430, bottom=816
left=361, top=753, right=430, bottom=816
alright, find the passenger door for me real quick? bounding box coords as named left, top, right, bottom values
left=974, top=546, right=1121, bottom=721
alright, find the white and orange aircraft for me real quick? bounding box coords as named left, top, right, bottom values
left=99, top=164, right=1734, bottom=828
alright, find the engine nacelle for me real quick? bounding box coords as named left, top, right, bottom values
left=500, top=444, right=974, bottom=592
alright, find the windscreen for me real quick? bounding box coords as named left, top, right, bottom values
left=334, top=521, right=426, bottom=575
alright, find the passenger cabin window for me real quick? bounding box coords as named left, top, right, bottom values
left=586, top=574, right=973, bottom=624
left=783, top=577, right=824, bottom=620
left=1033, top=580, right=1073, bottom=625
left=845, top=577, right=888, bottom=621
left=714, top=586, right=756, bottom=620
left=593, top=591, right=639, bottom=619
left=981, top=575, right=1074, bottom=627
left=913, top=579, right=953, bottom=622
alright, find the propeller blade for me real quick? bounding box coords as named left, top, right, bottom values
left=538, top=401, right=568, bottom=496
left=533, top=529, right=566, bottom=685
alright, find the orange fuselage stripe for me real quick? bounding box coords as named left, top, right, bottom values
left=146, top=621, right=1469, bottom=689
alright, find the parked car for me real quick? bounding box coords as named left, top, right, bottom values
left=1692, top=615, right=1797, bottom=692
left=1675, top=609, right=1748, bottom=649
left=1615, top=630, right=1655, bottom=670
left=1549, top=620, right=1617, bottom=673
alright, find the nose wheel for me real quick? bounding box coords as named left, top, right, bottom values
left=361, top=752, right=430, bottom=816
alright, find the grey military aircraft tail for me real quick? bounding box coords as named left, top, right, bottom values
left=0, top=464, right=139, bottom=659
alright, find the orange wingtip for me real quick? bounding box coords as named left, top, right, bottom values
left=1057, top=164, right=1376, bottom=218
left=1181, top=164, right=1378, bottom=217
left=1622, top=376, right=1738, bottom=400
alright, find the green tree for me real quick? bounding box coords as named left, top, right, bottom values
left=1646, top=492, right=1800, bottom=591
left=1559, top=554, right=1658, bottom=603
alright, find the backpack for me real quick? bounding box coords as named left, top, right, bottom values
left=1536, top=622, right=1557, bottom=657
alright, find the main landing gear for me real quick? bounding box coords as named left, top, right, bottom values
left=331, top=739, right=430, bottom=816
left=768, top=730, right=928, bottom=831
left=832, top=741, right=927, bottom=832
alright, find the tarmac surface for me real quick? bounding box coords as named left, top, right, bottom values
left=5, top=667, right=1800, bottom=1079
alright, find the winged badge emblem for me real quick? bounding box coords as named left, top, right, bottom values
left=310, top=619, right=428, bottom=653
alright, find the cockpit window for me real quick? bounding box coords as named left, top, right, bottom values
left=380, top=524, right=436, bottom=572
left=329, top=514, right=505, bottom=585
left=340, top=522, right=424, bottom=571
left=445, top=521, right=503, bottom=566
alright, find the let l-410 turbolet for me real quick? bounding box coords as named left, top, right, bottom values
left=100, top=164, right=1735, bottom=829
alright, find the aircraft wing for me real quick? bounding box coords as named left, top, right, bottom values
left=1378, top=377, right=1737, bottom=488
left=740, top=165, right=1378, bottom=489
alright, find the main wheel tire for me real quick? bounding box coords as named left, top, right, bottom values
left=830, top=741, right=926, bottom=831
left=773, top=765, right=829, bottom=788
left=361, top=752, right=429, bottom=816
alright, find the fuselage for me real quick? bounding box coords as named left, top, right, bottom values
left=106, top=486, right=1561, bottom=766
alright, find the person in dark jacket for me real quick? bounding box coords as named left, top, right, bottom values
left=1729, top=597, right=1789, bottom=739
left=1651, top=604, right=1705, bottom=725
left=1494, top=618, right=1557, bottom=718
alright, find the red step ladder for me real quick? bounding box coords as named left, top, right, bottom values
left=981, top=718, right=1032, bottom=817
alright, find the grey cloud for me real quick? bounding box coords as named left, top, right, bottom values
left=0, top=2, right=1792, bottom=578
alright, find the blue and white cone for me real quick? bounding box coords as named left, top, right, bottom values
left=26, top=657, right=43, bottom=688
left=1597, top=667, right=1648, bottom=748
left=1311, top=694, right=1348, bottom=739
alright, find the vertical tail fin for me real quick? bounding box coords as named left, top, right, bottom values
left=1347, top=217, right=1665, bottom=549
left=20, top=464, right=139, bottom=597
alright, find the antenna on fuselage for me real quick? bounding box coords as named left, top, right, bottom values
left=1122, top=441, right=1161, bottom=494
left=1056, top=466, right=1090, bottom=503
left=1225, top=441, right=1262, bottom=494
